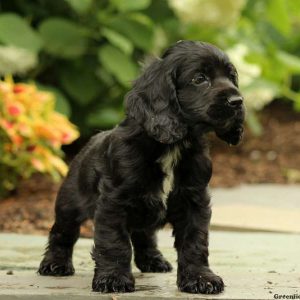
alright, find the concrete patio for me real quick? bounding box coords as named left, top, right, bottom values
left=1, top=184, right=300, bottom=299
left=211, top=184, right=300, bottom=233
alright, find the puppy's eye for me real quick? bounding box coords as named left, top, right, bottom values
left=191, top=74, right=208, bottom=86
left=229, top=73, right=238, bottom=85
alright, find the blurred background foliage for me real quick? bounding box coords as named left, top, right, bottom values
left=1, top=0, right=300, bottom=137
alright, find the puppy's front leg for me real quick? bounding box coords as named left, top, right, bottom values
left=169, top=188, right=224, bottom=294
left=92, top=200, right=134, bottom=293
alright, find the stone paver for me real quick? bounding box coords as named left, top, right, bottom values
left=0, top=230, right=299, bottom=299
left=1, top=184, right=300, bottom=299
left=211, top=184, right=300, bottom=233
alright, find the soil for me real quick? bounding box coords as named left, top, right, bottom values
left=0, top=101, right=299, bottom=237
left=210, top=101, right=300, bottom=186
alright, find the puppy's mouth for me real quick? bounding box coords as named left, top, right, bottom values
left=206, top=101, right=245, bottom=130
left=207, top=103, right=235, bottom=122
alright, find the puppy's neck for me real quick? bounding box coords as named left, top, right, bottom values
left=189, top=122, right=213, bottom=135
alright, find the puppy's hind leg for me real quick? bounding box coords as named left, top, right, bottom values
left=132, top=230, right=172, bottom=273
left=38, top=188, right=88, bottom=276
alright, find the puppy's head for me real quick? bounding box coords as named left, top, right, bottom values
left=125, top=40, right=245, bottom=144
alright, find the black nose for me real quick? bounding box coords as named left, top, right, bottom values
left=227, top=95, right=243, bottom=107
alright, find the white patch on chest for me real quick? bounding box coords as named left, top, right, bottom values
left=157, top=146, right=181, bottom=206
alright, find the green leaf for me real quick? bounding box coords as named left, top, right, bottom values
left=98, top=45, right=138, bottom=86
left=36, top=83, right=71, bottom=117
left=0, top=45, right=38, bottom=76
left=59, top=64, right=101, bottom=105
left=277, top=51, right=300, bottom=73
left=39, top=18, right=88, bottom=58
left=109, top=17, right=154, bottom=50
left=87, top=108, right=123, bottom=127
left=101, top=28, right=133, bottom=55
left=244, top=78, right=279, bottom=94
left=54, top=90, right=72, bottom=117
left=286, top=1, right=300, bottom=20
left=110, top=0, right=151, bottom=12
left=64, top=0, right=93, bottom=14
left=128, top=12, right=153, bottom=27
left=0, top=13, right=43, bottom=53
left=246, top=110, right=263, bottom=136
left=281, top=87, right=300, bottom=112
left=267, top=0, right=291, bottom=35
left=95, top=67, right=114, bottom=86
left=293, top=98, right=300, bottom=112
left=242, top=78, right=279, bottom=111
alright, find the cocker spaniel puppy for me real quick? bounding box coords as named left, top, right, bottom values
left=38, top=40, right=245, bottom=294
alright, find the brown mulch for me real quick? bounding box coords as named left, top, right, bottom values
left=0, top=101, right=299, bottom=237
left=0, top=175, right=94, bottom=237
left=210, top=101, right=300, bottom=186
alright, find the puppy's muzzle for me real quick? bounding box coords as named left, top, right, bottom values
left=227, top=95, right=243, bottom=108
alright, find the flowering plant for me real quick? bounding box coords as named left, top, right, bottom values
left=0, top=77, right=79, bottom=197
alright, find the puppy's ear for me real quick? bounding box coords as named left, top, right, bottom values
left=125, top=60, right=187, bottom=144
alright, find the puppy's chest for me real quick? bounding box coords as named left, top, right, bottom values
left=156, top=146, right=181, bottom=206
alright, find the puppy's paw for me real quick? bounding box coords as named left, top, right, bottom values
left=135, top=254, right=173, bottom=273
left=38, top=257, right=74, bottom=276
left=92, top=272, right=135, bottom=293
left=177, top=268, right=224, bottom=294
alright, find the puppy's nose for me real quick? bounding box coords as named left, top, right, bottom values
left=228, top=95, right=243, bottom=107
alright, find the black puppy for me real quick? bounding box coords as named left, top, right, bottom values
left=38, top=40, right=245, bottom=294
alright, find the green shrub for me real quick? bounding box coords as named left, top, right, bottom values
left=0, top=0, right=299, bottom=136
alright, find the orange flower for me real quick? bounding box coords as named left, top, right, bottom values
left=35, top=123, right=58, bottom=141
left=18, top=122, right=32, bottom=137
left=0, top=120, right=14, bottom=130
left=0, top=77, right=80, bottom=195
left=13, top=135, right=23, bottom=146
left=13, top=84, right=27, bottom=94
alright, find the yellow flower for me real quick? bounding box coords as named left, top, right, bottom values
left=0, top=77, right=80, bottom=195
left=30, top=157, right=46, bottom=172
left=48, top=155, right=68, bottom=176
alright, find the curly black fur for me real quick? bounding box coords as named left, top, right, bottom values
left=38, top=40, right=245, bottom=294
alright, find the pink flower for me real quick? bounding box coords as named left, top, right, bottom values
left=62, top=132, right=71, bottom=143
left=8, top=105, right=21, bottom=116
left=0, top=120, right=14, bottom=129
left=31, top=158, right=45, bottom=172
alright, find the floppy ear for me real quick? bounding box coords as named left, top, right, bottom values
left=125, top=59, right=187, bottom=144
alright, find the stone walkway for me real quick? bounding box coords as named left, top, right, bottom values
left=1, top=184, right=300, bottom=299
left=211, top=184, right=300, bottom=233
left=1, top=230, right=299, bottom=299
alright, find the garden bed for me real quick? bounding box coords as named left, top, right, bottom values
left=0, top=101, right=299, bottom=237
